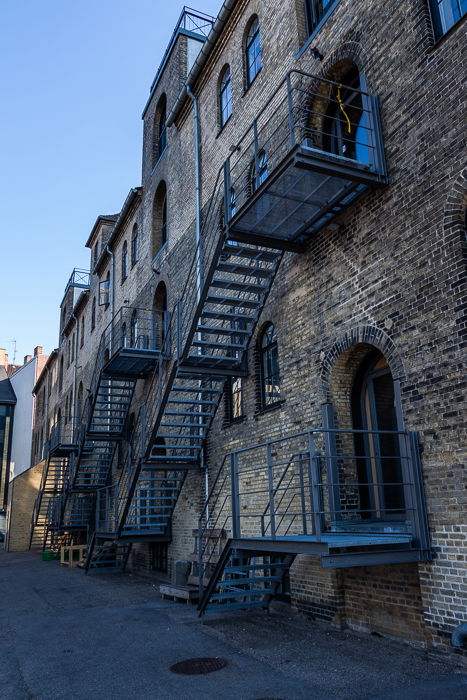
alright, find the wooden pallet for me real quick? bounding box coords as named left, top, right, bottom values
left=159, top=584, right=199, bottom=604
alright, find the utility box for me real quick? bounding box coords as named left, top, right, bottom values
left=174, top=560, right=190, bottom=586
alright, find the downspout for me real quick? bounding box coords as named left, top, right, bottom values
left=186, top=85, right=203, bottom=300
left=71, top=314, right=79, bottom=437
left=106, top=246, right=115, bottom=353
left=186, top=85, right=208, bottom=513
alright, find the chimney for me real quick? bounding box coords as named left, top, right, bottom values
left=0, top=349, right=8, bottom=368
left=24, top=355, right=32, bottom=365
left=34, top=345, right=43, bottom=357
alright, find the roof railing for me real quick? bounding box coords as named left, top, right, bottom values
left=64, top=268, right=90, bottom=294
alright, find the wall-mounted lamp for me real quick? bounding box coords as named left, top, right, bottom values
left=311, top=47, right=324, bottom=61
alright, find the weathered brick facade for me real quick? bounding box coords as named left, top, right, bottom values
left=29, top=0, right=466, bottom=661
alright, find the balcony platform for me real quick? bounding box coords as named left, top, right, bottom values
left=227, top=142, right=388, bottom=251
left=103, top=347, right=162, bottom=378
left=229, top=532, right=427, bottom=569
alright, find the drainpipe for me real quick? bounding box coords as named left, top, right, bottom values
left=106, top=246, right=115, bottom=353
left=451, top=624, right=467, bottom=648
left=186, top=85, right=203, bottom=301
left=186, top=86, right=207, bottom=506
left=71, top=314, right=79, bottom=437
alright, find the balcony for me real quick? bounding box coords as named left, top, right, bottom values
left=64, top=268, right=90, bottom=294
left=199, top=426, right=431, bottom=572
left=101, top=306, right=170, bottom=378
left=224, top=70, right=388, bottom=251
left=48, top=421, right=78, bottom=455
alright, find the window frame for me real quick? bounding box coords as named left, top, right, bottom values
left=121, top=240, right=128, bottom=283
left=259, top=323, right=281, bottom=409
left=131, top=224, right=139, bottom=266
left=304, top=0, right=340, bottom=37
left=219, top=65, right=233, bottom=128
left=428, top=0, right=466, bottom=39
left=245, top=17, right=262, bottom=87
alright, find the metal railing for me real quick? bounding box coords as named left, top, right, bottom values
left=198, top=427, right=430, bottom=596
left=65, top=268, right=90, bottom=294
left=49, top=420, right=76, bottom=452
left=224, top=69, right=387, bottom=228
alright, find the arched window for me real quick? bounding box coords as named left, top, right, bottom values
left=80, top=317, right=85, bottom=347
left=91, top=297, right=96, bottom=330
left=131, top=223, right=139, bottom=266
left=65, top=395, right=69, bottom=425
left=152, top=181, right=168, bottom=258
left=323, top=65, right=369, bottom=164
left=250, top=150, right=268, bottom=194
left=130, top=310, right=138, bottom=347
left=259, top=323, right=280, bottom=407
left=352, top=352, right=405, bottom=520
left=67, top=340, right=71, bottom=367
left=121, top=240, right=128, bottom=282
left=153, top=282, right=167, bottom=349
left=219, top=65, right=232, bottom=127
left=69, top=389, right=73, bottom=423
left=71, top=333, right=75, bottom=363
left=245, top=17, right=262, bottom=86
left=153, top=94, right=167, bottom=166
left=59, top=357, right=64, bottom=391
left=77, top=382, right=83, bottom=421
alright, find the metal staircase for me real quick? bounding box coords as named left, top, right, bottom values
left=198, top=547, right=295, bottom=615
left=91, top=68, right=390, bottom=569
left=30, top=454, right=69, bottom=550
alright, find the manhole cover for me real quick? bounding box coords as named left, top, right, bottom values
left=170, top=657, right=228, bottom=675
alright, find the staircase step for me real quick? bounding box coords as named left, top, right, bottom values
left=166, top=398, right=218, bottom=406
left=159, top=422, right=209, bottom=429
left=202, top=310, right=256, bottom=321
left=196, top=325, right=251, bottom=336
left=205, top=295, right=260, bottom=309
left=171, top=385, right=223, bottom=394
left=164, top=410, right=215, bottom=417
left=222, top=245, right=280, bottom=262
left=224, top=562, right=289, bottom=573
left=210, top=278, right=266, bottom=293
left=191, top=339, right=245, bottom=350
left=216, top=262, right=275, bottom=278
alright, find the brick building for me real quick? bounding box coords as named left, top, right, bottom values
left=26, top=0, right=466, bottom=659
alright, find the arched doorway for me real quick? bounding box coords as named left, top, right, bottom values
left=153, top=282, right=168, bottom=350
left=352, top=351, right=405, bottom=521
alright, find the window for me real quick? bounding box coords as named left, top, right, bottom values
left=153, top=282, right=168, bottom=349
left=259, top=323, right=281, bottom=408
left=80, top=317, right=85, bottom=347
left=71, top=333, right=75, bottom=363
left=429, top=0, right=466, bottom=38
left=322, top=65, right=369, bottom=164
left=304, top=0, right=339, bottom=35
left=121, top=322, right=127, bottom=348
left=152, top=181, right=168, bottom=259
left=219, top=65, right=233, bottom=127
left=59, top=357, right=64, bottom=392
left=99, top=272, right=110, bottom=306
left=227, top=377, right=244, bottom=421
left=91, top=297, right=96, bottom=330
left=130, top=310, right=138, bottom=347
left=93, top=241, right=99, bottom=268
left=153, top=94, right=167, bottom=166
left=352, top=352, right=405, bottom=520
left=131, top=223, right=139, bottom=266
left=230, top=188, right=237, bottom=218
left=245, top=17, right=262, bottom=86
left=121, top=241, right=128, bottom=282
left=251, top=150, right=268, bottom=193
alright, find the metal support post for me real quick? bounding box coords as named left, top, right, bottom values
left=322, top=403, right=341, bottom=521
left=308, top=432, right=322, bottom=541
left=298, top=453, right=308, bottom=535
left=267, top=444, right=276, bottom=539
left=286, top=73, right=296, bottom=148
left=230, top=452, right=240, bottom=538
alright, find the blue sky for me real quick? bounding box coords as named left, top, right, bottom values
left=0, top=0, right=221, bottom=364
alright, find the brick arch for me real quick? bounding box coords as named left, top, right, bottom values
left=443, top=166, right=467, bottom=235
left=319, top=41, right=369, bottom=82
left=320, top=325, right=405, bottom=400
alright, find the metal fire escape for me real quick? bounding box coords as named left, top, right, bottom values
left=85, top=69, right=395, bottom=572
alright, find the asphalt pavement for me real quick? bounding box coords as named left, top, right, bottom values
left=0, top=550, right=466, bottom=700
